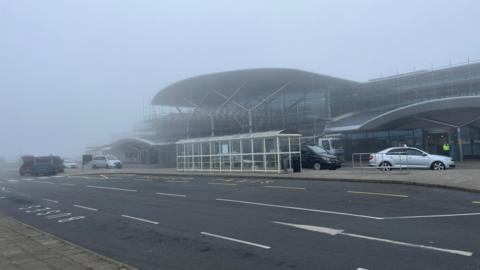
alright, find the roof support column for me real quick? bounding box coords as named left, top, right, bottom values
left=210, top=115, right=215, bottom=136
left=456, top=127, right=463, bottom=162
left=248, top=110, right=253, bottom=134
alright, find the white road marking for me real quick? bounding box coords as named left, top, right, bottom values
left=37, top=210, right=61, bottom=216
left=26, top=207, right=50, bottom=213
left=348, top=190, right=408, bottom=198
left=58, top=216, right=86, bottom=223
left=19, top=205, right=41, bottom=210
left=357, top=268, right=369, bottom=270
left=100, top=175, right=109, bottom=179
left=38, top=177, right=50, bottom=180
left=0, top=196, right=6, bottom=199
left=22, top=178, right=34, bottom=181
left=73, top=204, right=98, bottom=211
left=274, top=221, right=473, bottom=257
left=472, top=201, right=480, bottom=204
left=166, top=180, right=189, bottom=183
left=121, top=214, right=159, bottom=225
left=86, top=185, right=137, bottom=192
left=383, top=212, right=480, bottom=220
left=208, top=182, right=237, bottom=186
left=200, top=232, right=271, bottom=249
left=51, top=175, right=63, bottom=178
left=61, top=183, right=75, bottom=186
left=136, top=178, right=152, bottom=182
left=156, top=192, right=186, bottom=197
left=7, top=179, right=18, bottom=182
left=273, top=221, right=343, bottom=235
left=42, top=198, right=59, bottom=203
left=264, top=185, right=306, bottom=190
left=82, top=176, right=90, bottom=179
left=34, top=181, right=54, bottom=184
left=46, top=213, right=71, bottom=219
left=217, top=198, right=382, bottom=220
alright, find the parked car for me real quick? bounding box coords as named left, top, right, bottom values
left=369, top=147, right=455, bottom=170
left=91, top=155, right=122, bottom=169
left=63, top=159, right=78, bottom=169
left=19, top=155, right=34, bottom=176
left=301, top=145, right=342, bottom=170
left=31, top=155, right=64, bottom=176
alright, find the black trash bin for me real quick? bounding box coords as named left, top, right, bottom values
left=292, top=156, right=301, bottom=173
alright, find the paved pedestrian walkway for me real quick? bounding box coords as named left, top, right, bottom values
left=0, top=215, right=133, bottom=270
left=71, top=161, right=480, bottom=193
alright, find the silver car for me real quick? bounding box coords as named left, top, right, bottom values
left=369, top=147, right=455, bottom=170
left=91, top=155, right=122, bottom=169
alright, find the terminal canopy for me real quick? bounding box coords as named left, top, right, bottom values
left=176, top=129, right=301, bottom=144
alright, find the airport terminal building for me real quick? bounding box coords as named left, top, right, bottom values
left=92, top=61, right=480, bottom=166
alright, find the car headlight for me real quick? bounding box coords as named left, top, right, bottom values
left=321, top=157, right=331, bottom=162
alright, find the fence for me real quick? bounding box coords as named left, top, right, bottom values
left=352, top=152, right=410, bottom=174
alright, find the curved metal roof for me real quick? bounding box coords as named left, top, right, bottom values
left=325, top=96, right=480, bottom=133
left=176, top=129, right=301, bottom=144
left=152, top=68, right=360, bottom=107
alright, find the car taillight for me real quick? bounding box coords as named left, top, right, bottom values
left=368, top=154, right=374, bottom=160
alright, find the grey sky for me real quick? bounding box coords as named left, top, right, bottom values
left=1, top=0, right=479, bottom=161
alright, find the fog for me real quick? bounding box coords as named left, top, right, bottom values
left=1, top=0, right=479, bottom=161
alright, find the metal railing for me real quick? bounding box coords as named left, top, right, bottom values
left=352, top=152, right=410, bottom=174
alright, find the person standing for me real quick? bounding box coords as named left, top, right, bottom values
left=442, top=142, right=451, bottom=157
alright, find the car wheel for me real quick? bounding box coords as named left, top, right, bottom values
left=313, top=162, right=321, bottom=170
left=380, top=161, right=392, bottom=171
left=431, top=161, right=445, bottom=170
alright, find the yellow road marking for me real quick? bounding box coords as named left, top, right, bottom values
left=348, top=191, right=408, bottom=198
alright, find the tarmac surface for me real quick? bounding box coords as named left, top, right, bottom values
left=1, top=168, right=480, bottom=269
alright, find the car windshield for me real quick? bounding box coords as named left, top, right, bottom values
left=106, top=155, right=118, bottom=160
left=308, top=145, right=328, bottom=154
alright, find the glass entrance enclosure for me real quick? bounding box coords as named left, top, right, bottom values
left=176, top=130, right=301, bottom=173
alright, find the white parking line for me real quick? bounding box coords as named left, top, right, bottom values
left=121, top=214, right=159, bottom=224
left=274, top=221, right=473, bottom=257
left=73, top=204, right=98, bottom=211
left=166, top=180, right=189, bottom=183
left=208, top=182, right=237, bottom=186
left=34, top=181, right=54, bottom=184
left=216, top=198, right=382, bottom=220
left=42, top=198, right=59, bottom=203
left=200, top=232, right=271, bottom=249
left=61, top=183, right=75, bottom=186
left=383, top=212, right=480, bottom=220
left=155, top=192, right=186, bottom=197
left=136, top=178, right=152, bottom=182
left=348, top=190, right=408, bottom=198
left=264, top=185, right=306, bottom=190
left=86, top=185, right=137, bottom=192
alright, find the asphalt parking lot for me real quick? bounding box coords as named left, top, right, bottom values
left=1, top=169, right=480, bottom=270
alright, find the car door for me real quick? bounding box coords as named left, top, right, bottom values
left=386, top=148, right=406, bottom=167
left=405, top=148, right=429, bottom=168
